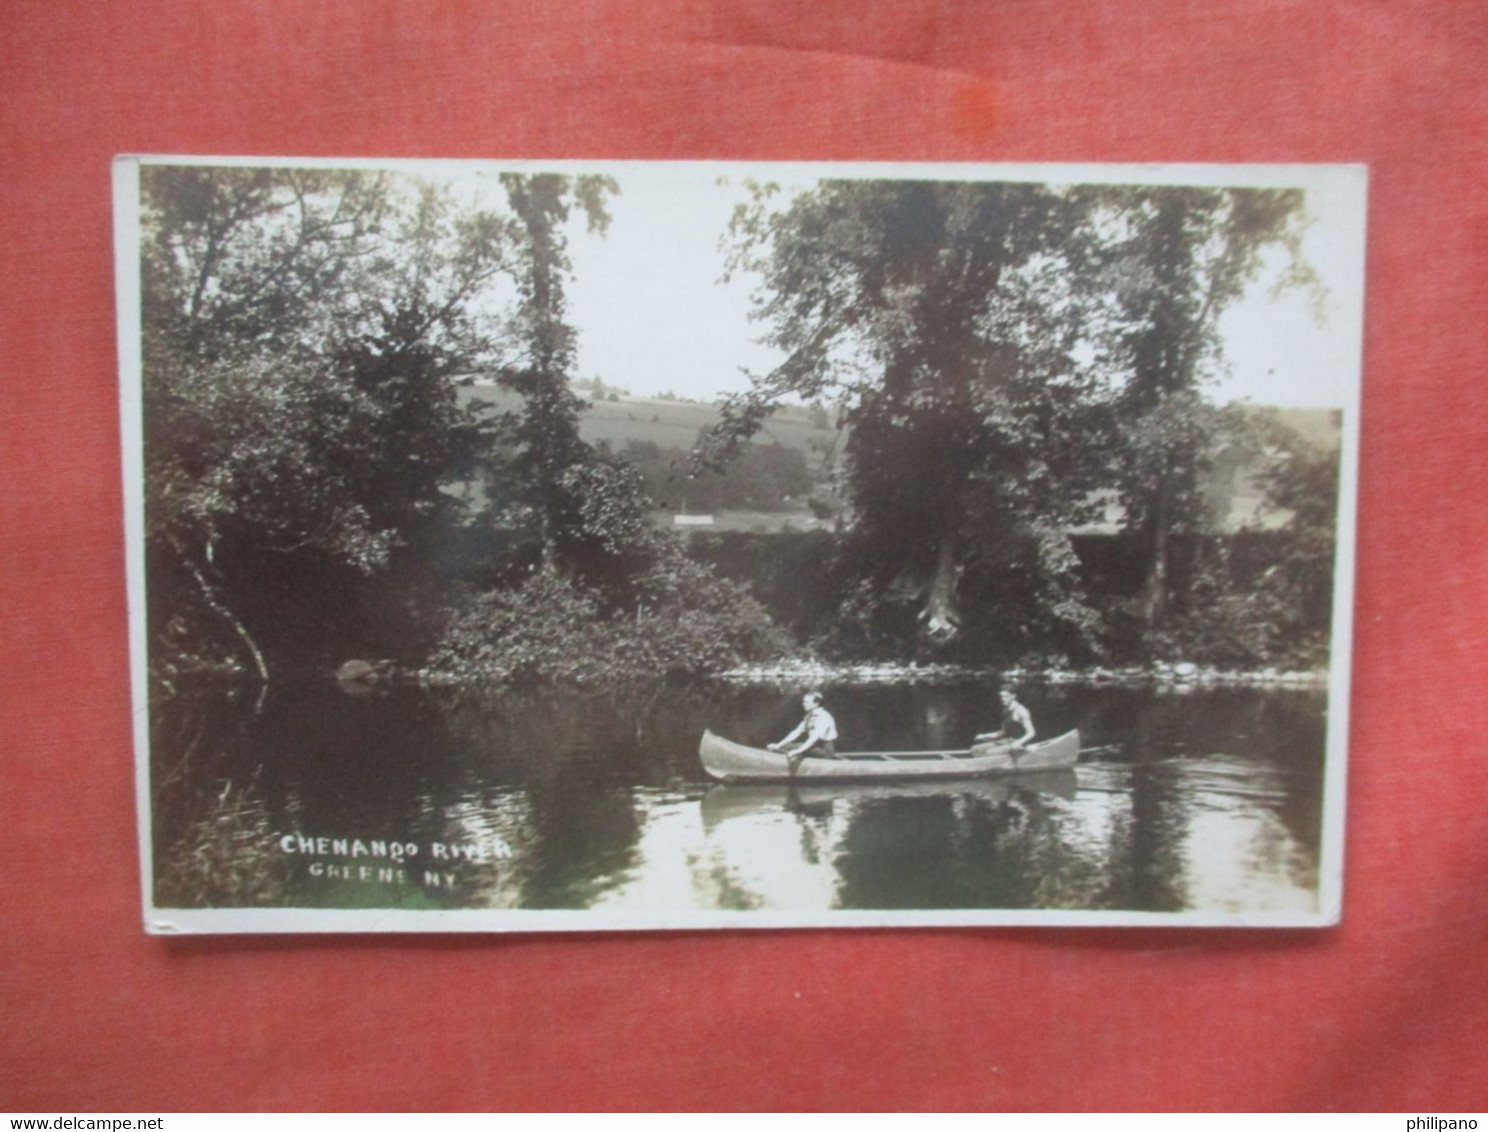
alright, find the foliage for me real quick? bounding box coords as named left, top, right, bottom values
left=141, top=164, right=1337, bottom=690
left=154, top=779, right=292, bottom=908
left=1113, top=415, right=1341, bottom=668
left=1255, top=419, right=1341, bottom=634
left=484, top=174, right=613, bottom=554
left=142, top=167, right=513, bottom=677
left=145, top=169, right=508, bottom=560
left=706, top=177, right=1319, bottom=665
left=427, top=552, right=792, bottom=685
left=1082, top=186, right=1317, bottom=628
left=142, top=166, right=712, bottom=686
left=685, top=530, right=840, bottom=642
left=708, top=180, right=1115, bottom=658
left=620, top=438, right=814, bottom=513
left=1209, top=420, right=1338, bottom=667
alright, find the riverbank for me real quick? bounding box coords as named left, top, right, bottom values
left=716, top=659, right=1327, bottom=689
left=161, top=654, right=1327, bottom=696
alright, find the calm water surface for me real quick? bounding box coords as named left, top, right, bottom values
left=151, top=681, right=1327, bottom=915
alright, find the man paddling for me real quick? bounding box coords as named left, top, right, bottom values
left=975, top=688, right=1035, bottom=749
left=768, top=691, right=839, bottom=774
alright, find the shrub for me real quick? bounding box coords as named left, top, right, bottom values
left=427, top=553, right=792, bottom=685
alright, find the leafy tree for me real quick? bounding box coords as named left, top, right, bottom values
left=1087, top=186, right=1316, bottom=630
left=708, top=179, right=1111, bottom=660
left=426, top=173, right=794, bottom=676
left=1202, top=412, right=1340, bottom=666
left=143, top=165, right=789, bottom=689
left=708, top=177, right=1316, bottom=664
left=488, top=174, right=613, bottom=560
left=142, top=167, right=512, bottom=680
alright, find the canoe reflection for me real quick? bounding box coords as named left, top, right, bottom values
left=701, top=768, right=1078, bottom=833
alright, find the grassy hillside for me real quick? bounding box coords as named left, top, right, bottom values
left=455, top=383, right=1341, bottom=533
left=461, top=383, right=1339, bottom=459
left=459, top=383, right=841, bottom=462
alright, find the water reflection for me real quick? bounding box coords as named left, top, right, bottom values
left=701, top=771, right=1077, bottom=830
left=149, top=681, right=1327, bottom=916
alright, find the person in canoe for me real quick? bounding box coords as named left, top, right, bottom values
left=767, top=691, right=839, bottom=773
left=974, top=688, right=1035, bottom=749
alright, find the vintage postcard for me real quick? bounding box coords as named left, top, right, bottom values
left=115, top=157, right=1365, bottom=932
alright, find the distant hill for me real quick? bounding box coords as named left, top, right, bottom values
left=461, top=382, right=1339, bottom=457
left=459, top=382, right=841, bottom=462
left=455, top=382, right=1341, bottom=534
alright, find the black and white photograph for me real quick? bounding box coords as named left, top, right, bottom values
left=116, top=157, right=1364, bottom=931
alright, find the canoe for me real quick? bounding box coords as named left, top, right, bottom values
left=698, top=728, right=1080, bottom=783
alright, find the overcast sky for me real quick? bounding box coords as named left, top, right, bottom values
left=469, top=162, right=1365, bottom=409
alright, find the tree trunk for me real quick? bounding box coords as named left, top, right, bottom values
left=921, top=534, right=963, bottom=642
left=182, top=547, right=270, bottom=683
left=1138, top=494, right=1170, bottom=629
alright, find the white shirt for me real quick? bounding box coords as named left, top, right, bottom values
left=781, top=706, right=838, bottom=748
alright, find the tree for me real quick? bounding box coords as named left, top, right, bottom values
left=1087, top=186, right=1315, bottom=631
left=141, top=166, right=513, bottom=680
left=708, top=177, right=1316, bottom=663
left=1202, top=411, right=1341, bottom=666
left=487, top=173, right=629, bottom=572
left=708, top=179, right=1111, bottom=659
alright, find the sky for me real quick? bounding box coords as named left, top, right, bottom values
left=475, top=162, right=1367, bottom=409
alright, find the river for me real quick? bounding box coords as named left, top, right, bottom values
left=147, top=680, right=1329, bottom=918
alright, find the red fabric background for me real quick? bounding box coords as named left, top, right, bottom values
left=2, top=0, right=1485, bottom=1112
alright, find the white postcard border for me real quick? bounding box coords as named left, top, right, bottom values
left=115, top=155, right=1366, bottom=934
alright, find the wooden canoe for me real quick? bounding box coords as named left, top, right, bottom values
left=698, top=728, right=1080, bottom=783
